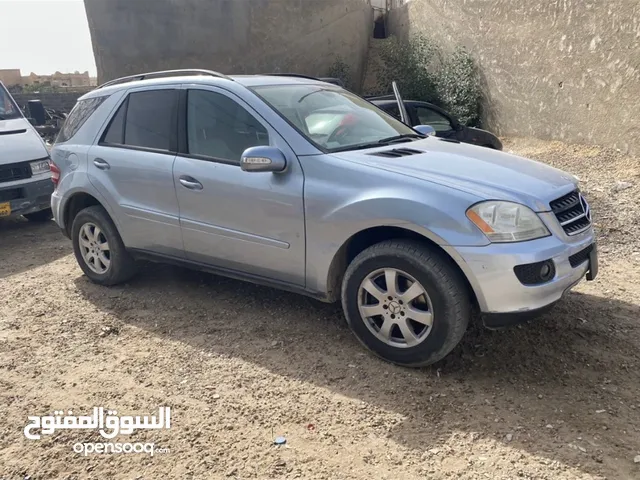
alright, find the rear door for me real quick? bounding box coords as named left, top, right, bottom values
left=87, top=86, right=184, bottom=258
left=173, top=86, right=306, bottom=286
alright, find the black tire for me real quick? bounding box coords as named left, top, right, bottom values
left=23, top=208, right=53, bottom=222
left=341, top=240, right=471, bottom=367
left=71, top=205, right=137, bottom=285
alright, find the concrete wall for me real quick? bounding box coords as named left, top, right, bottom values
left=84, top=0, right=373, bottom=91
left=11, top=90, right=93, bottom=112
left=388, top=0, right=640, bottom=154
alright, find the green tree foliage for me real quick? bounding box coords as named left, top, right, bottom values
left=375, top=34, right=482, bottom=127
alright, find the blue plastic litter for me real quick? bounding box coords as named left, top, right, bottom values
left=274, top=436, right=287, bottom=445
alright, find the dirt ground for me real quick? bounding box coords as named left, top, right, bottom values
left=1, top=137, right=640, bottom=480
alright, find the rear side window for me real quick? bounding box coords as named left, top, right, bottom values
left=56, top=95, right=108, bottom=143
left=100, top=89, right=177, bottom=152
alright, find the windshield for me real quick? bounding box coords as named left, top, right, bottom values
left=0, top=83, right=23, bottom=121
left=251, top=84, right=418, bottom=152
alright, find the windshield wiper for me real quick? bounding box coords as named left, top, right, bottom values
left=377, top=133, right=425, bottom=144
left=329, top=134, right=426, bottom=153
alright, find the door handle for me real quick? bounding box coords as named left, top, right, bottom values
left=179, top=176, right=203, bottom=190
left=93, top=158, right=110, bottom=170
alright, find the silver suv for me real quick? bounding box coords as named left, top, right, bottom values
left=50, top=70, right=598, bottom=367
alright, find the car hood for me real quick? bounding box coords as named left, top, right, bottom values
left=0, top=117, right=49, bottom=165
left=330, top=137, right=578, bottom=212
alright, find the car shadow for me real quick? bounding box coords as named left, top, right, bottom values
left=0, top=217, right=70, bottom=280
left=74, top=263, right=640, bottom=478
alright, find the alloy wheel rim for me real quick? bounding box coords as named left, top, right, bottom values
left=79, top=222, right=111, bottom=274
left=357, top=267, right=434, bottom=348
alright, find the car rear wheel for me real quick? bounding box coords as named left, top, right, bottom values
left=23, top=208, right=53, bottom=222
left=71, top=205, right=137, bottom=285
left=341, top=240, right=470, bottom=367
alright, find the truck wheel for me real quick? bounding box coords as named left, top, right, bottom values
left=23, top=208, right=53, bottom=222
left=71, top=205, right=137, bottom=286
left=341, top=240, right=470, bottom=367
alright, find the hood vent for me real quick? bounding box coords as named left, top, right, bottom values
left=0, top=129, right=27, bottom=136
left=369, top=147, right=424, bottom=158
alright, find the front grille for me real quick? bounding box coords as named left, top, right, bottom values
left=550, top=189, right=591, bottom=236
left=0, top=188, right=23, bottom=203
left=569, top=244, right=594, bottom=268
left=0, top=161, right=32, bottom=184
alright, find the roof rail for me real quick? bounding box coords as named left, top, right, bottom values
left=263, top=73, right=323, bottom=81
left=96, top=69, right=232, bottom=89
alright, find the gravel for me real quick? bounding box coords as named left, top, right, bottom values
left=1, top=136, right=639, bottom=479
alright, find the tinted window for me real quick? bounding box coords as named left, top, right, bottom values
left=381, top=103, right=401, bottom=120
left=415, top=106, right=452, bottom=132
left=101, top=99, right=126, bottom=144
left=124, top=90, right=176, bottom=151
left=56, top=96, right=108, bottom=143
left=187, top=90, right=269, bottom=162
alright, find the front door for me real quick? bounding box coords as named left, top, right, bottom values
left=87, top=86, right=184, bottom=257
left=173, top=86, right=306, bottom=286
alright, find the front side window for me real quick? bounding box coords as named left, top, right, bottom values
left=186, top=90, right=269, bottom=162
left=0, top=83, right=22, bottom=121
left=56, top=95, right=108, bottom=143
left=415, top=106, right=453, bottom=132
left=251, top=85, right=417, bottom=152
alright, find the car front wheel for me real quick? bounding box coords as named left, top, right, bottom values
left=341, top=240, right=471, bottom=367
left=71, top=205, right=137, bottom=285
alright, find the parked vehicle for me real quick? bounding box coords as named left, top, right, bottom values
left=367, top=94, right=503, bottom=150
left=0, top=81, right=54, bottom=222
left=50, top=69, right=597, bottom=367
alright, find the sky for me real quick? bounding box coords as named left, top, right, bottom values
left=0, top=0, right=97, bottom=76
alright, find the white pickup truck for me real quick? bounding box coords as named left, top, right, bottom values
left=0, top=81, right=54, bottom=222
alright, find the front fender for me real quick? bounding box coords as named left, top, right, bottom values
left=304, top=184, right=489, bottom=295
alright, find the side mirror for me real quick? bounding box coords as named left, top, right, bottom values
left=240, top=146, right=287, bottom=173
left=454, top=123, right=464, bottom=132
left=414, top=125, right=436, bottom=137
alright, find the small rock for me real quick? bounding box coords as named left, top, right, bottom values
left=614, top=181, right=633, bottom=191
left=538, top=394, right=543, bottom=399
left=578, top=446, right=587, bottom=453
left=546, top=424, right=554, bottom=429
left=348, top=364, right=356, bottom=368
left=428, top=448, right=441, bottom=455
left=226, top=467, right=238, bottom=476
left=212, top=393, right=220, bottom=400
left=634, top=455, right=640, bottom=463
left=596, top=409, right=606, bottom=414
left=505, top=433, right=513, bottom=442
left=271, top=340, right=279, bottom=347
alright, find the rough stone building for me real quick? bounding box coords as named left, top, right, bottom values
left=84, top=0, right=373, bottom=90
left=0, top=69, right=22, bottom=88
left=387, top=0, right=640, bottom=154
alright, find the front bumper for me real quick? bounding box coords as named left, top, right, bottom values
left=452, top=226, right=597, bottom=317
left=0, top=177, right=54, bottom=218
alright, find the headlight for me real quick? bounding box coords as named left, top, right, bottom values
left=466, top=201, right=550, bottom=243
left=30, top=159, right=51, bottom=175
